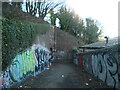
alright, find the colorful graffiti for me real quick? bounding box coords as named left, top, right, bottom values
left=9, top=50, right=36, bottom=82
left=34, top=47, right=51, bottom=74
left=2, top=45, right=52, bottom=88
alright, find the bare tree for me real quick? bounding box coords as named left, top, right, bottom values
left=25, top=0, right=62, bottom=19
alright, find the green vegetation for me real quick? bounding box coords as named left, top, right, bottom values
left=2, top=1, right=103, bottom=70
left=82, top=18, right=102, bottom=44
left=51, top=6, right=102, bottom=44
left=2, top=18, right=50, bottom=70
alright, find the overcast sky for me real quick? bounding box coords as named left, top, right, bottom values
left=64, top=0, right=119, bottom=38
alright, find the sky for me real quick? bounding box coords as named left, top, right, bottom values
left=22, top=0, right=119, bottom=38
left=64, top=0, right=119, bottom=38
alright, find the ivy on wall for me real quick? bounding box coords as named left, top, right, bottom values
left=2, top=18, right=50, bottom=70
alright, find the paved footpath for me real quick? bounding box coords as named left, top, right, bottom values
left=16, top=63, right=111, bottom=88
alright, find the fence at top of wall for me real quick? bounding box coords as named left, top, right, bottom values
left=1, top=44, right=52, bottom=88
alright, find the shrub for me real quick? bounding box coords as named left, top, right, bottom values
left=2, top=18, right=50, bottom=70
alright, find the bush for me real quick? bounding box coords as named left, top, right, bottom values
left=2, top=18, right=50, bottom=70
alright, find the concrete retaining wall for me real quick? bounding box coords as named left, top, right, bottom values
left=1, top=44, right=52, bottom=88
left=75, top=45, right=120, bottom=88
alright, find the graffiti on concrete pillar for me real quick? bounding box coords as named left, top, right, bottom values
left=91, top=53, right=118, bottom=88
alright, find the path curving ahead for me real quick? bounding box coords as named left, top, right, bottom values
left=17, top=63, right=110, bottom=88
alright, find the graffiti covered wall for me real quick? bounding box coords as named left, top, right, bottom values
left=78, top=45, right=120, bottom=88
left=2, top=44, right=52, bottom=88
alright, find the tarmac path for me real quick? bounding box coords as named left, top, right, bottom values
left=17, top=62, right=110, bottom=88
